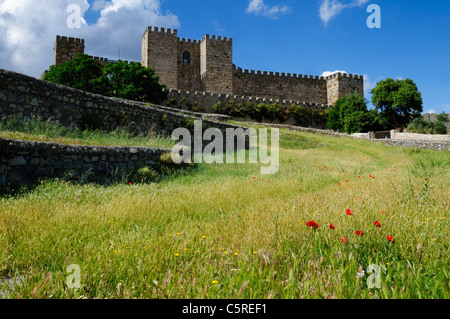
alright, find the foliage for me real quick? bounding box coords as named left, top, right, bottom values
left=371, top=78, right=423, bottom=129
left=43, top=54, right=103, bottom=93
left=212, top=101, right=328, bottom=127
left=44, top=54, right=167, bottom=104
left=436, top=112, right=449, bottom=123
left=327, top=93, right=382, bottom=134
left=407, top=117, right=448, bottom=135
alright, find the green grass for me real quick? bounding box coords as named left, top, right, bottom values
left=0, top=123, right=449, bottom=299
left=0, top=116, right=176, bottom=149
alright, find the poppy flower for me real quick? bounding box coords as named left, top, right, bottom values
left=329, top=223, right=335, bottom=230
left=355, top=230, right=364, bottom=236
left=387, top=235, right=395, bottom=243
left=346, top=209, right=354, bottom=216
left=129, top=182, right=134, bottom=185
left=338, top=183, right=341, bottom=186
left=306, top=221, right=319, bottom=228
left=374, top=221, right=381, bottom=228
left=342, top=237, right=347, bottom=244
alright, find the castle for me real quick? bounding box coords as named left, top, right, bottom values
left=52, top=26, right=364, bottom=107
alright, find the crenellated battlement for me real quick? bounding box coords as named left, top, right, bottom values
left=145, top=26, right=178, bottom=36
left=324, top=72, right=364, bottom=80
left=56, top=35, right=85, bottom=45
left=179, top=38, right=198, bottom=44
left=234, top=66, right=325, bottom=80
left=202, top=34, right=233, bottom=43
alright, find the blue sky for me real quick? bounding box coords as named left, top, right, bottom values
left=1, top=0, right=449, bottom=113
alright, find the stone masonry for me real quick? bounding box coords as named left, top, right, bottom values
left=52, top=26, right=364, bottom=107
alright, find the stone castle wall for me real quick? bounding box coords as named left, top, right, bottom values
left=0, top=137, right=170, bottom=187
left=0, top=68, right=245, bottom=138
left=233, top=68, right=328, bottom=105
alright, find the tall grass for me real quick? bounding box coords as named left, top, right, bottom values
left=0, top=124, right=449, bottom=299
left=0, top=116, right=176, bottom=148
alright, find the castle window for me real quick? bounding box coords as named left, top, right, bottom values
left=183, top=51, right=191, bottom=65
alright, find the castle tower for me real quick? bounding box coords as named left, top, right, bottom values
left=200, top=35, right=233, bottom=95
left=54, top=36, right=85, bottom=65
left=142, top=26, right=178, bottom=89
left=326, top=73, right=364, bottom=105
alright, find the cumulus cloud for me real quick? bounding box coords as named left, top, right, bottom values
left=246, top=0, right=291, bottom=19
left=0, top=0, right=180, bottom=78
left=321, top=70, right=347, bottom=77
left=319, top=0, right=369, bottom=25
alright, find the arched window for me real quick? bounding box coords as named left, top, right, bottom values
left=183, top=51, right=191, bottom=65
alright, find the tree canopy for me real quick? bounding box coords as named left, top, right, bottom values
left=44, top=54, right=167, bottom=105
left=370, top=78, right=423, bottom=129
left=327, top=93, right=380, bottom=134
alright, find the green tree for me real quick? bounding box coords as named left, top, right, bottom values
left=436, top=112, right=449, bottom=123
left=97, top=61, right=167, bottom=104
left=371, top=78, right=423, bottom=129
left=44, top=54, right=167, bottom=104
left=327, top=93, right=379, bottom=134
left=44, top=54, right=104, bottom=93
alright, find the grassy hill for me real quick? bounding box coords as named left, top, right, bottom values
left=0, top=120, right=449, bottom=299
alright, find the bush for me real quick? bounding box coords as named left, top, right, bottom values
left=406, top=117, right=448, bottom=134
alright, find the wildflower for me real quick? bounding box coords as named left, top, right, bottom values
left=306, top=220, right=319, bottom=228
left=342, top=237, right=347, bottom=244
left=129, top=182, right=134, bottom=185
left=355, top=230, right=364, bottom=236
left=212, top=280, right=218, bottom=284
left=387, top=235, right=395, bottom=244
left=338, top=183, right=341, bottom=186
left=374, top=221, right=381, bottom=228
left=175, top=253, right=180, bottom=257
left=329, top=223, right=335, bottom=230
left=202, top=236, right=206, bottom=239
left=346, top=209, right=354, bottom=216
left=356, top=270, right=365, bottom=278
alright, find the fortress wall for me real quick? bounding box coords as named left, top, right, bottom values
left=232, top=67, right=329, bottom=105
left=165, top=88, right=330, bottom=113
left=0, top=137, right=170, bottom=187
left=0, top=69, right=247, bottom=138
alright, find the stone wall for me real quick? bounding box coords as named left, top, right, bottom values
left=0, top=137, right=171, bottom=187
left=0, top=68, right=246, bottom=139
left=390, top=131, right=450, bottom=141
left=232, top=68, right=328, bottom=105
left=165, top=88, right=330, bottom=113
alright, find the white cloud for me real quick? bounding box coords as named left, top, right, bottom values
left=363, top=74, right=376, bottom=96
left=319, top=0, right=369, bottom=25
left=321, top=70, right=347, bottom=77
left=0, top=0, right=180, bottom=78
left=423, top=109, right=437, bottom=114
left=246, top=0, right=291, bottom=19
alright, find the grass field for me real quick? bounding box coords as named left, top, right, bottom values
left=0, top=121, right=449, bottom=299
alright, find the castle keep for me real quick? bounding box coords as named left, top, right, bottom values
left=53, top=27, right=364, bottom=107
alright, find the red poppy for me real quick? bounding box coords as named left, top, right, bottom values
left=306, top=221, right=319, bottom=228
left=342, top=237, right=347, bottom=244
left=387, top=235, right=395, bottom=243
left=329, top=223, right=335, bottom=230
left=324, top=166, right=329, bottom=169
left=346, top=209, right=353, bottom=216
left=379, top=211, right=384, bottom=214
left=355, top=230, right=364, bottom=236
left=338, top=183, right=341, bottom=186
left=253, top=177, right=256, bottom=179
left=129, top=182, right=134, bottom=185
left=374, top=221, right=381, bottom=228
